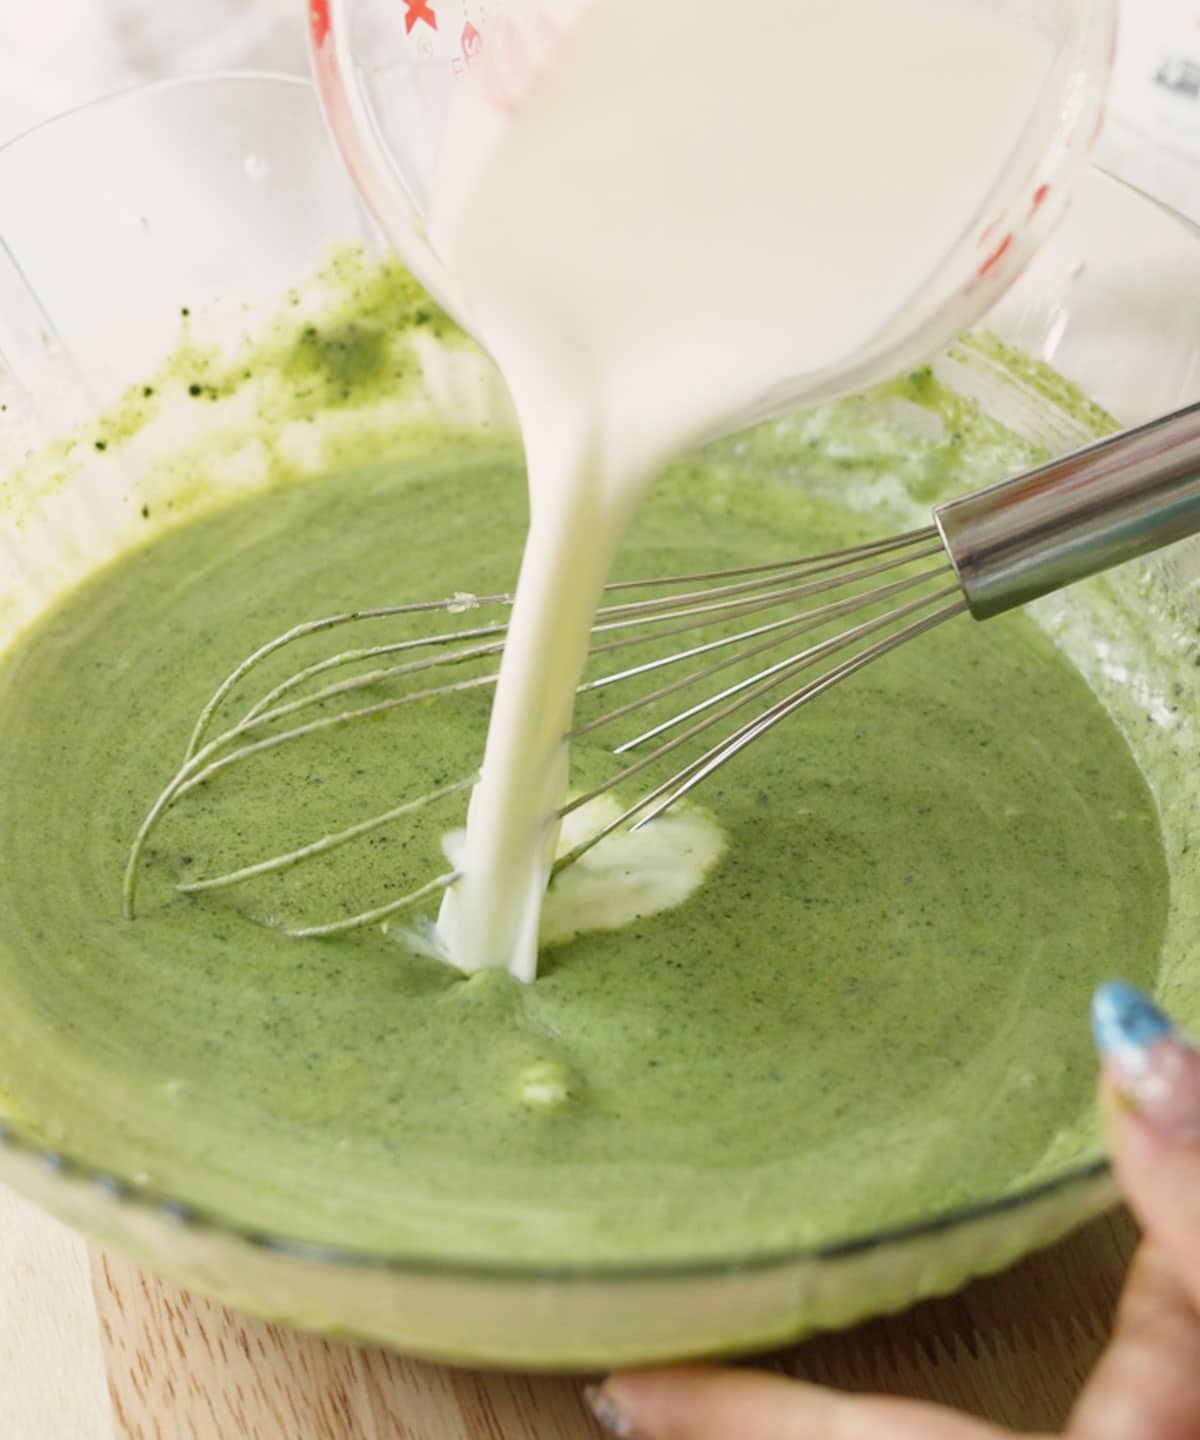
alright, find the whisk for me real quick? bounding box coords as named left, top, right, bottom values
left=124, top=401, right=1200, bottom=936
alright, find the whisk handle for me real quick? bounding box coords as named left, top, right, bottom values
left=934, top=400, right=1200, bottom=620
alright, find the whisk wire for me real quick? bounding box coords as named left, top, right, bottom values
left=554, top=578, right=965, bottom=866
left=237, top=625, right=511, bottom=729
left=176, top=778, right=477, bottom=895
left=584, top=564, right=953, bottom=749
left=127, top=401, right=1200, bottom=940
left=129, top=526, right=962, bottom=928
left=283, top=870, right=461, bottom=940
left=597, top=525, right=939, bottom=592
left=630, top=593, right=969, bottom=831
left=171, top=534, right=948, bottom=797
left=184, top=595, right=515, bottom=760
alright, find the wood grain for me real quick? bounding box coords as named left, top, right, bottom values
left=91, top=1209, right=1138, bottom=1439
left=780, top=1209, right=1136, bottom=1432
left=0, top=1187, right=113, bottom=1440
left=91, top=1251, right=601, bottom=1440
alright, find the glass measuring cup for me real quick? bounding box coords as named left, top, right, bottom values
left=310, top=0, right=1118, bottom=420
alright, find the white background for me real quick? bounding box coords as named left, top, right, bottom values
left=1, top=0, right=1197, bottom=217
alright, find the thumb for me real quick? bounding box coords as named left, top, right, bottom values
left=1092, top=981, right=1200, bottom=1311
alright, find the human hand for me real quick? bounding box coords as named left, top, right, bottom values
left=586, top=982, right=1200, bottom=1440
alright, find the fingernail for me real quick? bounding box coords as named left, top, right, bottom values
left=585, top=1383, right=643, bottom=1438
left=1092, top=981, right=1200, bottom=1141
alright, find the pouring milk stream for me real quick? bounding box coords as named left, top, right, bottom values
left=349, top=0, right=1058, bottom=979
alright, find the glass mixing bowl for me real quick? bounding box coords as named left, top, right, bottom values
left=0, top=73, right=1197, bottom=1369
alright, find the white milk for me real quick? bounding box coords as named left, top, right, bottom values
left=431, top=0, right=1051, bottom=979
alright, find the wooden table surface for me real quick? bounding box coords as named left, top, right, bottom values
left=2, top=1181, right=1137, bottom=1439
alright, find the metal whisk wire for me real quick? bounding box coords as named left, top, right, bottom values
left=123, top=525, right=957, bottom=928
left=124, top=400, right=1200, bottom=938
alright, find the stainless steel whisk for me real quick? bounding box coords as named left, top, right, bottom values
left=124, top=401, right=1200, bottom=934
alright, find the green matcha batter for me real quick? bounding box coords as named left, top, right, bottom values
left=0, top=421, right=1168, bottom=1264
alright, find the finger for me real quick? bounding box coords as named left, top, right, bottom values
left=587, top=1366, right=1016, bottom=1440
left=1091, top=981, right=1200, bottom=1311
left=1070, top=1241, right=1200, bottom=1440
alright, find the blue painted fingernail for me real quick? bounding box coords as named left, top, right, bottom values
left=1092, top=982, right=1200, bottom=1142
left=585, top=1385, right=642, bottom=1439
left=1091, top=981, right=1173, bottom=1058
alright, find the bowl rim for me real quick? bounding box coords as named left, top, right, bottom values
left=0, top=68, right=1119, bottom=1286
left=0, top=69, right=313, bottom=164
left=0, top=1114, right=1110, bottom=1281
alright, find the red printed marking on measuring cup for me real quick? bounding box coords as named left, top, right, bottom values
left=403, top=0, right=439, bottom=34
left=977, top=231, right=1013, bottom=279
left=310, top=0, right=330, bottom=46
left=450, top=11, right=485, bottom=78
